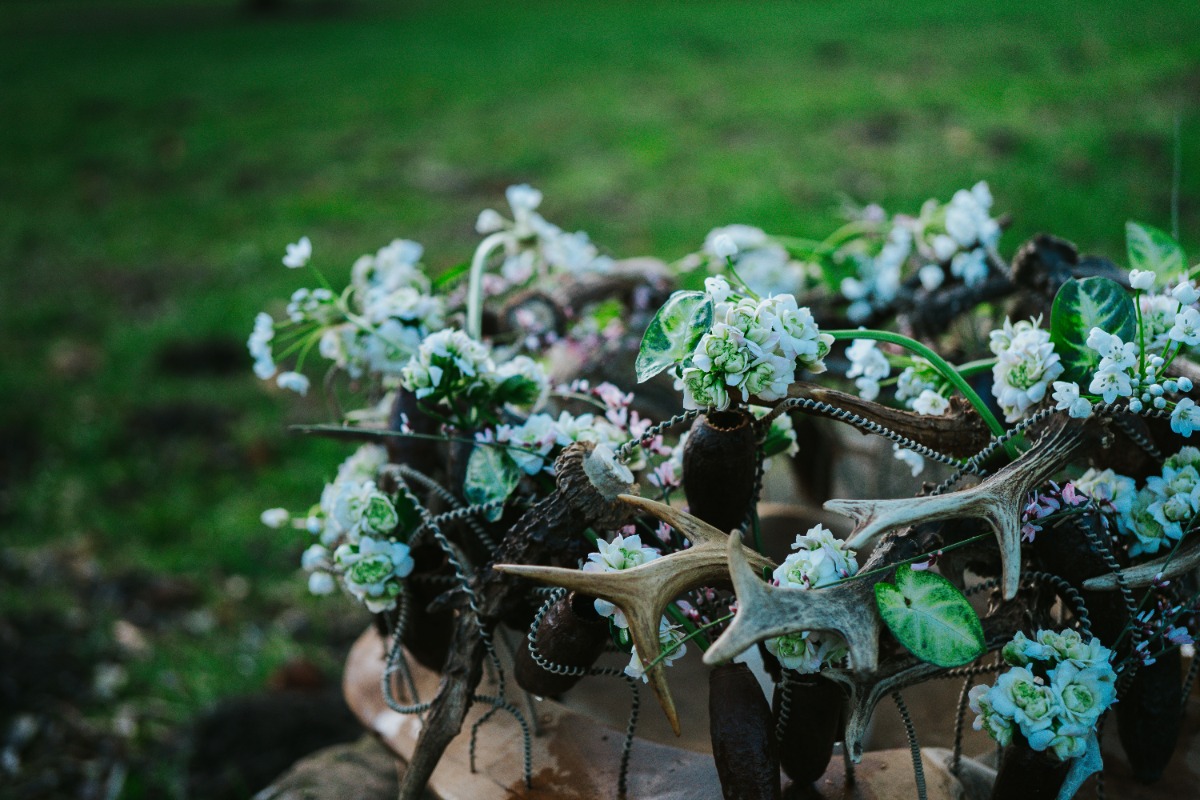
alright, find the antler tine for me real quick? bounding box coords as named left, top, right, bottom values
left=617, top=493, right=731, bottom=546
left=826, top=420, right=1090, bottom=601
left=495, top=515, right=775, bottom=737
left=825, top=659, right=942, bottom=762
left=1083, top=536, right=1200, bottom=590
left=704, top=531, right=881, bottom=675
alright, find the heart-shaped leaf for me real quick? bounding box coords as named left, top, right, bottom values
left=463, top=445, right=520, bottom=521
left=1126, top=221, right=1186, bottom=281
left=1050, top=276, right=1136, bottom=384
left=635, top=290, right=713, bottom=382
left=874, top=564, right=985, bottom=667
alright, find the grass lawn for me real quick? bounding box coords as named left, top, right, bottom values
left=1, top=0, right=1198, bottom=795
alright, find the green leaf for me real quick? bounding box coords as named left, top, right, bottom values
left=635, top=290, right=713, bottom=382
left=1126, top=221, right=1186, bottom=280
left=1049, top=276, right=1136, bottom=384
left=874, top=564, right=985, bottom=667
left=463, top=445, right=520, bottom=522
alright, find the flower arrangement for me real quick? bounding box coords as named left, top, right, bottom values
left=249, top=183, right=1199, bottom=799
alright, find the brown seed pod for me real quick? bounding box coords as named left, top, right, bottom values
left=773, top=674, right=842, bottom=785
left=990, top=736, right=1071, bottom=800
left=513, top=591, right=610, bottom=697
left=683, top=409, right=758, bottom=534
left=1117, top=649, right=1183, bottom=784
left=709, top=662, right=782, bottom=800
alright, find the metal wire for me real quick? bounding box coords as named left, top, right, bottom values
left=950, top=676, right=974, bottom=776
left=1181, top=649, right=1200, bottom=708
left=614, top=408, right=702, bottom=463
left=774, top=671, right=795, bottom=743
left=774, top=396, right=968, bottom=469
left=892, top=691, right=928, bottom=800
left=1025, top=570, right=1094, bottom=640
left=396, top=463, right=501, bottom=553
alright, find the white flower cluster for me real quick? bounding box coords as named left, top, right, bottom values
left=764, top=525, right=859, bottom=674
left=400, top=329, right=549, bottom=416
left=1052, top=278, right=1200, bottom=428
left=702, top=224, right=809, bottom=300
left=490, top=409, right=627, bottom=476
left=842, top=225, right=911, bottom=323
left=476, top=184, right=613, bottom=282
left=319, top=240, right=447, bottom=379
left=679, top=277, right=833, bottom=411
left=273, top=445, right=417, bottom=611
left=894, top=358, right=949, bottom=416
left=1121, top=446, right=1200, bottom=556
left=845, top=337, right=891, bottom=401
left=916, top=181, right=1000, bottom=288
left=970, top=629, right=1116, bottom=761
left=989, top=317, right=1063, bottom=423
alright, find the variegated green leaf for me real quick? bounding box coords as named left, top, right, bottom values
left=1126, top=221, right=1186, bottom=280
left=1050, top=276, right=1136, bottom=384
left=463, top=445, right=519, bottom=522
left=875, top=564, right=985, bottom=667
left=634, top=290, right=713, bottom=382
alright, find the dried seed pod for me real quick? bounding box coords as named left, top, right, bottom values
left=709, top=662, right=782, bottom=800
left=990, top=737, right=1070, bottom=800
left=513, top=591, right=609, bottom=697
left=773, top=674, right=842, bottom=785
left=684, top=409, right=758, bottom=534
left=1117, top=649, right=1183, bottom=784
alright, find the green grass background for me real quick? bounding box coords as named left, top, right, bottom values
left=1, top=0, right=1198, bottom=793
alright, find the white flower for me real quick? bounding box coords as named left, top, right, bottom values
left=1169, top=306, right=1200, bottom=347
left=624, top=619, right=688, bottom=682
left=950, top=248, right=988, bottom=287
left=704, top=275, right=734, bottom=307
left=401, top=328, right=494, bottom=401
left=1052, top=381, right=1093, bottom=419
left=1089, top=369, right=1133, bottom=405
left=680, top=365, right=732, bottom=411
left=475, top=208, right=506, bottom=234
left=260, top=508, right=290, bottom=528
left=1085, top=329, right=1136, bottom=370
left=1139, top=293, right=1179, bottom=351
left=282, top=236, right=312, bottom=269
left=989, top=318, right=1063, bottom=423
left=336, top=444, right=387, bottom=484
left=773, top=525, right=858, bottom=589
left=1074, top=468, right=1136, bottom=516
left=335, top=535, right=414, bottom=613
left=847, top=338, right=890, bottom=401
left=585, top=532, right=660, bottom=574
left=1172, top=280, right=1199, bottom=305
left=308, top=571, right=336, bottom=596
left=765, top=630, right=846, bottom=674
left=1171, top=397, right=1200, bottom=437
left=248, top=312, right=276, bottom=379
left=893, top=444, right=925, bottom=476
left=495, top=413, right=558, bottom=475
left=276, top=371, right=310, bottom=396
left=301, top=544, right=331, bottom=572
left=711, top=233, right=738, bottom=259
left=931, top=234, right=958, bottom=262
left=918, top=264, right=945, bottom=291
left=913, top=389, right=949, bottom=416
left=1129, top=269, right=1156, bottom=291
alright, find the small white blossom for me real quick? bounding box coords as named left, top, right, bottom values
left=1171, top=397, right=1200, bottom=437
left=283, top=236, right=312, bottom=269
left=918, top=264, right=945, bottom=291
left=260, top=508, right=290, bottom=528
left=711, top=233, right=738, bottom=259
left=1052, top=381, right=1092, bottom=419
left=846, top=338, right=890, bottom=401
left=913, top=389, right=949, bottom=416
left=276, top=371, right=310, bottom=396
left=308, top=571, right=336, bottom=595
left=475, top=208, right=506, bottom=234
left=1128, top=269, right=1156, bottom=291
left=1172, top=280, right=1199, bottom=305
left=624, top=619, right=688, bottom=682
left=248, top=312, right=276, bottom=379
left=1169, top=306, right=1200, bottom=347
left=1089, top=369, right=1133, bottom=405
left=893, top=444, right=925, bottom=476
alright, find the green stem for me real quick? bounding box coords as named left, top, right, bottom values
left=828, top=329, right=1007, bottom=439
left=955, top=357, right=998, bottom=378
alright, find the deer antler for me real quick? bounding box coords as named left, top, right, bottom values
left=494, top=495, right=774, bottom=736
left=703, top=530, right=883, bottom=675
left=1083, top=536, right=1200, bottom=590
left=826, top=417, right=1090, bottom=600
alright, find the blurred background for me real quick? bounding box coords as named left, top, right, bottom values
left=2, top=0, right=1198, bottom=797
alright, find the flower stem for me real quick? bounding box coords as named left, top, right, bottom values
left=466, top=231, right=509, bottom=341
left=828, top=329, right=1007, bottom=439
